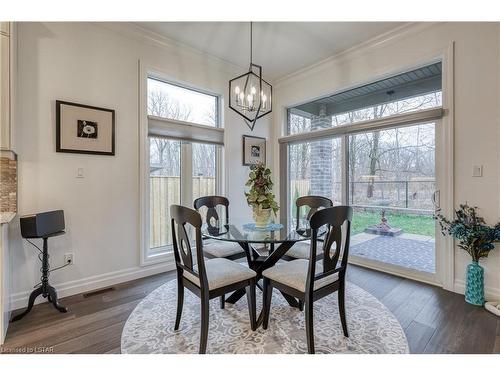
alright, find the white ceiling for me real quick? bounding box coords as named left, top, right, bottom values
left=135, top=22, right=405, bottom=81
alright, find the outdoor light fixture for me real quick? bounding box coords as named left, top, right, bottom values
left=229, top=22, right=272, bottom=131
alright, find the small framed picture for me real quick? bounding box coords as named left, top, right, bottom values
left=56, top=100, right=115, bottom=155
left=242, top=135, right=266, bottom=166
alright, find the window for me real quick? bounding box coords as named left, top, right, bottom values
left=281, top=62, right=444, bottom=277
left=192, top=143, right=217, bottom=201
left=149, top=138, right=181, bottom=252
left=148, top=78, right=218, bottom=127
left=143, top=75, right=223, bottom=263
left=288, top=137, right=342, bottom=229
left=287, top=62, right=442, bottom=135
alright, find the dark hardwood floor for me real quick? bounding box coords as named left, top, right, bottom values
left=1, top=265, right=499, bottom=354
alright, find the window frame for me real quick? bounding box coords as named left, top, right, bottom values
left=147, top=75, right=221, bottom=128
left=140, top=64, right=224, bottom=266
left=278, top=60, right=450, bottom=287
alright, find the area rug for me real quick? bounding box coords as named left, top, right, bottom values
left=121, top=280, right=408, bottom=354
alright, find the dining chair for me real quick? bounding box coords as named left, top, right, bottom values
left=283, top=195, right=333, bottom=260
left=261, top=205, right=353, bottom=354
left=194, top=195, right=246, bottom=309
left=194, top=196, right=246, bottom=260
left=170, top=204, right=257, bottom=354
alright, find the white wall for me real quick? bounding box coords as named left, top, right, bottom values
left=10, top=22, right=271, bottom=309
left=1, top=223, right=10, bottom=343
left=272, top=22, right=500, bottom=300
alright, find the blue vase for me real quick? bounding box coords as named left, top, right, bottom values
left=465, top=261, right=485, bottom=306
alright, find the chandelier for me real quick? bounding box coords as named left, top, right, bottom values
left=229, top=22, right=272, bottom=131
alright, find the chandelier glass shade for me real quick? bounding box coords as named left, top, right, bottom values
left=229, top=23, right=272, bottom=131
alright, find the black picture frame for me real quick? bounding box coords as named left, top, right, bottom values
left=56, top=100, right=115, bottom=156
left=242, top=135, right=266, bottom=166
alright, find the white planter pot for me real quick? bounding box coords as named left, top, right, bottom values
left=252, top=207, right=272, bottom=228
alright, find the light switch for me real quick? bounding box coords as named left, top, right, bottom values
left=77, top=168, right=84, bottom=178
left=472, top=165, right=483, bottom=177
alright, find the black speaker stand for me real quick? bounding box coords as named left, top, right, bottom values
left=11, top=233, right=68, bottom=322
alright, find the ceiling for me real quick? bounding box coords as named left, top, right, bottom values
left=134, top=22, right=405, bottom=81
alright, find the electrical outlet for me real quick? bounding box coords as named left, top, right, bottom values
left=77, top=168, right=84, bottom=178
left=64, top=253, right=74, bottom=265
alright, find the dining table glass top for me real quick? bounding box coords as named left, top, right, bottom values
left=201, top=220, right=314, bottom=244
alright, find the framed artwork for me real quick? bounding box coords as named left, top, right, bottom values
left=56, top=100, right=115, bottom=155
left=242, top=135, right=266, bottom=166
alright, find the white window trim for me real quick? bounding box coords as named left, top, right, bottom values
left=139, top=62, right=224, bottom=266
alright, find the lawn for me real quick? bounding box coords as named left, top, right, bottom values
left=351, top=210, right=435, bottom=237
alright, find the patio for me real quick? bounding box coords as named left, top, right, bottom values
left=350, top=232, right=435, bottom=273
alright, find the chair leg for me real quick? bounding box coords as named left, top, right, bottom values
left=262, top=278, right=273, bottom=330
left=199, top=292, right=210, bottom=354
left=305, top=297, right=315, bottom=354
left=220, top=295, right=225, bottom=309
left=298, top=300, right=304, bottom=311
left=174, top=275, right=184, bottom=331
left=245, top=280, right=257, bottom=331
left=338, top=281, right=349, bottom=337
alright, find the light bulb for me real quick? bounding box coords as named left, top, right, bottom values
left=251, top=86, right=256, bottom=95
left=239, top=92, right=245, bottom=103
left=235, top=86, right=240, bottom=95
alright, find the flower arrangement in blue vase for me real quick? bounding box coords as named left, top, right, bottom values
left=435, top=204, right=500, bottom=306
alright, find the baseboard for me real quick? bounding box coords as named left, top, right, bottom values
left=453, top=280, right=500, bottom=301
left=10, top=261, right=176, bottom=311
left=349, top=256, right=442, bottom=288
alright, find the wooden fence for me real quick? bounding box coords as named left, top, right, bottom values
left=149, top=176, right=215, bottom=249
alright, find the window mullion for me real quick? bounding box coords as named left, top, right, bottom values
left=181, top=141, right=193, bottom=207
left=342, top=135, right=349, bottom=205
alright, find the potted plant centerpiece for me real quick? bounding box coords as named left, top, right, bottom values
left=435, top=204, right=500, bottom=306
left=245, top=162, right=279, bottom=228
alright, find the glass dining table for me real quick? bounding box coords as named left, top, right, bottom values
left=202, top=220, right=313, bottom=322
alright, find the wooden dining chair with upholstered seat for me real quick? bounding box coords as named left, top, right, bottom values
left=194, top=195, right=246, bottom=309
left=194, top=196, right=245, bottom=261
left=283, top=195, right=333, bottom=261
left=261, top=205, right=353, bottom=354
left=170, top=204, right=257, bottom=354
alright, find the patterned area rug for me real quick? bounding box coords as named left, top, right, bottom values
left=121, top=280, right=409, bottom=354
left=351, top=236, right=435, bottom=273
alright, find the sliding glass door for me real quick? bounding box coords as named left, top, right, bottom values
left=348, top=123, right=436, bottom=274
left=282, top=62, right=445, bottom=281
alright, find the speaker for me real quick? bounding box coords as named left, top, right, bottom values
left=20, top=210, right=65, bottom=238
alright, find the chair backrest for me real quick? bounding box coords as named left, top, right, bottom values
left=295, top=196, right=333, bottom=230
left=193, top=195, right=230, bottom=229
left=170, top=204, right=209, bottom=290
left=306, top=206, right=353, bottom=292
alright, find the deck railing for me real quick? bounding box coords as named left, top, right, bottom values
left=290, top=179, right=436, bottom=212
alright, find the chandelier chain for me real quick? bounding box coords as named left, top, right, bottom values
left=250, top=22, right=253, bottom=65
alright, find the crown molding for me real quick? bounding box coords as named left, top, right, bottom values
left=94, top=22, right=247, bottom=75
left=274, top=22, right=442, bottom=86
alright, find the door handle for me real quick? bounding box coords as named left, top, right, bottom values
left=432, top=190, right=440, bottom=210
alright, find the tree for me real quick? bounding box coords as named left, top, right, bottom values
left=148, top=89, right=193, bottom=175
